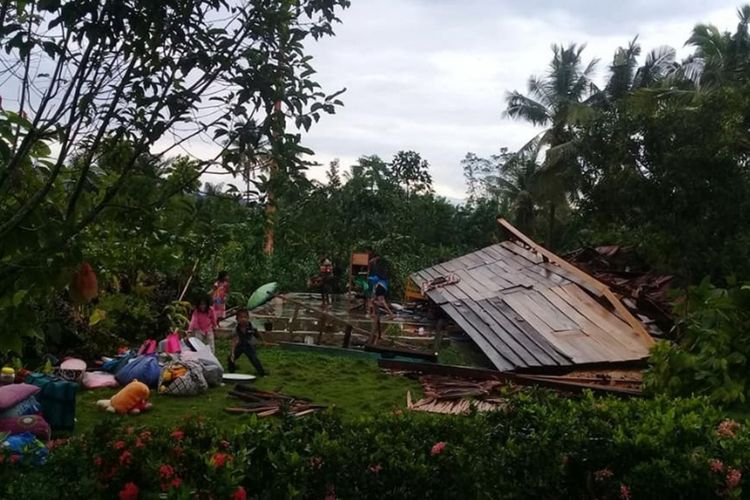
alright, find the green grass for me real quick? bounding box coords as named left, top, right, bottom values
left=74, top=340, right=422, bottom=434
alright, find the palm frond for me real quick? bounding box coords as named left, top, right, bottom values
left=503, top=91, right=551, bottom=125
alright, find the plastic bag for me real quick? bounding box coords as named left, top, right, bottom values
left=115, top=355, right=161, bottom=388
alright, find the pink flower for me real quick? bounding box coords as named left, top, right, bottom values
left=619, top=483, right=631, bottom=500
left=48, top=438, right=68, bottom=449
left=233, top=487, right=247, bottom=500
left=220, top=439, right=231, bottom=449
left=113, top=440, right=126, bottom=450
left=134, top=438, right=144, bottom=449
left=717, top=419, right=741, bottom=438
left=709, top=459, right=725, bottom=473
left=594, top=468, right=614, bottom=481
left=170, top=477, right=182, bottom=489
left=159, top=464, right=175, bottom=479
left=211, top=452, right=232, bottom=468
left=118, top=482, right=139, bottom=500
left=431, top=441, right=447, bottom=456
left=94, top=456, right=103, bottom=467
left=119, top=450, right=132, bottom=466
left=325, top=485, right=336, bottom=500
left=368, top=464, right=383, bottom=474
left=139, top=430, right=151, bottom=440
left=309, top=456, right=324, bottom=469
left=726, top=468, right=742, bottom=490
left=170, top=429, right=184, bottom=441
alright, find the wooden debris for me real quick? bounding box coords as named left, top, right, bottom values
left=224, top=385, right=326, bottom=418
left=405, top=374, right=509, bottom=416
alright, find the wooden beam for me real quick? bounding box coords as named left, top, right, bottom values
left=377, top=359, right=642, bottom=397
left=364, top=344, right=438, bottom=362
left=277, top=295, right=372, bottom=337
left=496, top=218, right=653, bottom=346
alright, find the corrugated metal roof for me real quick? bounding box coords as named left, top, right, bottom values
left=410, top=238, right=653, bottom=372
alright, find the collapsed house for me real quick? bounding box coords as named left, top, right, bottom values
left=408, top=219, right=655, bottom=373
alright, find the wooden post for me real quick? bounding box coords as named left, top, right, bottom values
left=287, top=305, right=300, bottom=335
left=433, top=318, right=445, bottom=354
left=342, top=325, right=353, bottom=348
left=369, top=314, right=381, bottom=345
left=316, top=316, right=327, bottom=345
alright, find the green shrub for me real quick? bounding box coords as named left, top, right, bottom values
left=1, top=393, right=747, bottom=499
left=645, top=279, right=750, bottom=406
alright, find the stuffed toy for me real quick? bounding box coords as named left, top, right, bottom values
left=96, top=380, right=152, bottom=415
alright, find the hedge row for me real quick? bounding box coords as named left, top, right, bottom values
left=1, top=392, right=747, bottom=499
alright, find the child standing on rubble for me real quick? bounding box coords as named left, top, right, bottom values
left=228, top=309, right=267, bottom=376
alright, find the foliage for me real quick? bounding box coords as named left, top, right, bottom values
left=2, top=392, right=748, bottom=499
left=0, top=0, right=349, bottom=352
left=645, top=280, right=750, bottom=406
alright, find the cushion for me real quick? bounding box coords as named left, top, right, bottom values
left=0, top=383, right=41, bottom=411
left=0, top=395, right=41, bottom=418
left=0, top=415, right=51, bottom=441
left=82, top=371, right=119, bottom=390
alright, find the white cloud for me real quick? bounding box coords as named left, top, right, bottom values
left=297, top=0, right=741, bottom=199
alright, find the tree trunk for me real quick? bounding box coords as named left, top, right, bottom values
left=547, top=202, right=556, bottom=249
left=263, top=99, right=283, bottom=257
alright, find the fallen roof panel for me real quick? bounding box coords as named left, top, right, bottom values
left=410, top=220, right=653, bottom=372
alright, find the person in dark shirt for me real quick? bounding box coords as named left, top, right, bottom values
left=228, top=309, right=267, bottom=376
left=367, top=253, right=394, bottom=317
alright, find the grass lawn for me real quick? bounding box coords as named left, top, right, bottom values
left=74, top=339, right=423, bottom=434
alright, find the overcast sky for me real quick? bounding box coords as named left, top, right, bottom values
left=276, top=0, right=740, bottom=200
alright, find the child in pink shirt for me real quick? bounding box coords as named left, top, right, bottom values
left=187, top=296, right=217, bottom=353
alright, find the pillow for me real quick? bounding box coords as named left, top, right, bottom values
left=82, top=371, right=119, bottom=390
left=0, top=383, right=41, bottom=411
left=0, top=415, right=51, bottom=441
left=0, top=395, right=41, bottom=418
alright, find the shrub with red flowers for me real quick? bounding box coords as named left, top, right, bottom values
left=0, top=394, right=748, bottom=499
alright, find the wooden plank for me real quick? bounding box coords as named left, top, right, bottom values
left=497, top=218, right=652, bottom=344
left=473, top=248, right=502, bottom=265
left=540, top=287, right=646, bottom=358
left=364, top=344, right=438, bottom=362
left=279, top=295, right=371, bottom=337
left=500, top=240, right=544, bottom=264
left=484, top=298, right=572, bottom=365
left=462, top=300, right=549, bottom=367
left=454, top=301, right=530, bottom=367
left=554, top=285, right=651, bottom=358
left=377, top=359, right=642, bottom=397
left=502, top=294, right=614, bottom=364
left=441, top=303, right=516, bottom=371
left=520, top=290, right=580, bottom=331
left=539, top=262, right=603, bottom=298
left=497, top=218, right=654, bottom=346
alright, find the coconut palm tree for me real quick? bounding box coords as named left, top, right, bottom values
left=683, top=5, right=750, bottom=87
left=504, top=43, right=598, bottom=246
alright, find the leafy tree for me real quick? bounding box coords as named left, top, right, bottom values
left=389, top=150, right=433, bottom=197
left=0, top=0, right=349, bottom=351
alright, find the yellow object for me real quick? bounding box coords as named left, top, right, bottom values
left=1, top=367, right=14, bottom=375
left=110, top=380, right=149, bottom=414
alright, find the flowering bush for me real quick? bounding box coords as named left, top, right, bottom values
left=0, top=392, right=748, bottom=499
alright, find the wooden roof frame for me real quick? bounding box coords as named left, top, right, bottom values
left=496, top=218, right=653, bottom=346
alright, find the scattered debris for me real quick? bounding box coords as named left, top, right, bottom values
left=565, top=245, right=674, bottom=336
left=224, top=384, right=326, bottom=418
left=405, top=375, right=510, bottom=415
